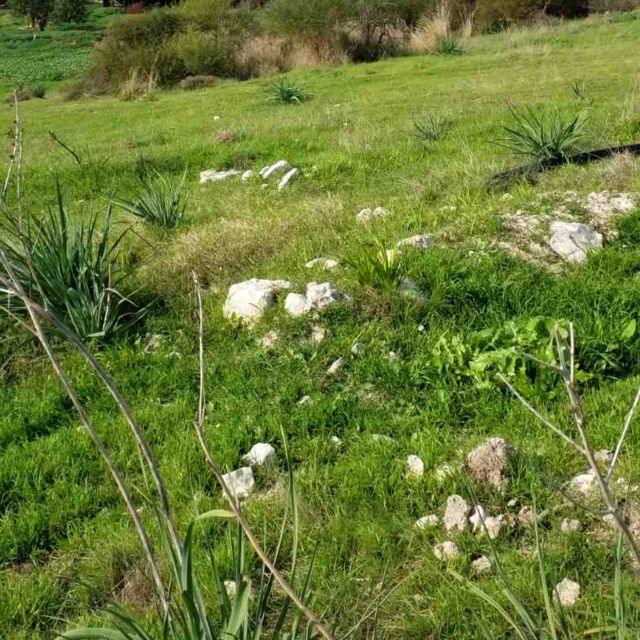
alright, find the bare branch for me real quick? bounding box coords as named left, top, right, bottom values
left=192, top=273, right=336, bottom=640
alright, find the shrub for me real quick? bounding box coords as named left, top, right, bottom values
left=51, top=0, right=87, bottom=24
left=267, top=77, right=309, bottom=103
left=498, top=105, right=589, bottom=163
left=111, top=169, right=188, bottom=228
left=177, top=74, right=218, bottom=90
left=30, top=83, right=46, bottom=99
left=0, top=186, right=149, bottom=340
left=344, top=241, right=407, bottom=289
left=169, top=28, right=235, bottom=78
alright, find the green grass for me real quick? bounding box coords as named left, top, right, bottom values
left=0, top=8, right=120, bottom=94
left=2, top=10, right=640, bottom=640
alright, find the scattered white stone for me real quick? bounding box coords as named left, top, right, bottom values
left=223, top=279, right=291, bottom=323
left=310, top=324, right=327, bottom=343
left=297, top=395, right=312, bottom=406
left=471, top=556, right=493, bottom=574
left=585, top=191, right=635, bottom=218
left=200, top=169, right=242, bottom=183
left=397, top=234, right=432, bottom=250
left=435, top=463, right=457, bottom=483
left=405, top=454, right=425, bottom=478
left=569, top=471, right=598, bottom=499
left=507, top=498, right=519, bottom=508
left=260, top=160, right=291, bottom=179
left=433, top=540, right=462, bottom=560
left=143, top=333, right=163, bottom=353
left=331, top=435, right=342, bottom=448
left=222, top=467, right=255, bottom=500
left=327, top=358, right=343, bottom=375
left=387, top=350, right=398, bottom=361
left=465, top=437, right=517, bottom=491
left=444, top=495, right=471, bottom=533
left=479, top=515, right=505, bottom=539
left=224, top=580, right=237, bottom=599
left=305, top=257, right=339, bottom=270
left=241, top=170, right=254, bottom=181
left=306, top=282, right=344, bottom=310
left=242, top=443, right=277, bottom=467
left=277, top=167, right=300, bottom=191
left=549, top=221, right=602, bottom=263
left=594, top=449, right=613, bottom=465
left=560, top=518, right=582, bottom=533
left=399, top=278, right=426, bottom=302
left=213, top=115, right=221, bottom=121
left=284, top=293, right=311, bottom=317
left=517, top=506, right=535, bottom=527
left=415, top=514, right=440, bottom=529
left=258, top=330, right=280, bottom=349
left=554, top=578, right=581, bottom=608
left=351, top=342, right=366, bottom=356
left=356, top=206, right=392, bottom=223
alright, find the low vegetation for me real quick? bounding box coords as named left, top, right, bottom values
left=2, top=9, right=640, bottom=640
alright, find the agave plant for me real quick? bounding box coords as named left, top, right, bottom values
left=498, top=106, right=589, bottom=164
left=111, top=169, right=187, bottom=228
left=344, top=240, right=407, bottom=290
left=0, top=183, right=149, bottom=340
left=267, top=77, right=310, bottom=105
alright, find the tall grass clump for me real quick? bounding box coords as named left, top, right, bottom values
left=414, top=112, right=453, bottom=142
left=344, top=240, right=407, bottom=290
left=112, top=169, right=188, bottom=228
left=267, top=76, right=310, bottom=104
left=499, top=106, right=589, bottom=163
left=0, top=185, right=148, bottom=340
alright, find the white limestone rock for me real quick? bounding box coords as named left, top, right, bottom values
left=242, top=443, right=277, bottom=467
left=569, top=471, right=598, bottom=499
left=351, top=342, right=366, bottom=356
left=549, top=221, right=602, bottom=263
left=305, top=257, right=339, bottom=270
left=560, top=518, right=582, bottom=533
left=327, top=358, right=344, bottom=375
left=222, top=467, right=255, bottom=500
left=465, top=437, right=517, bottom=491
left=223, top=279, right=291, bottom=323
left=405, top=454, right=425, bottom=478
left=433, top=540, right=462, bottom=560
left=306, top=282, right=343, bottom=310
left=471, top=556, right=493, bottom=574
left=397, top=234, right=432, bottom=250
left=554, top=578, right=581, bottom=608
left=200, top=169, right=241, bottom=183
left=260, top=160, right=291, bottom=179
left=277, top=167, right=300, bottom=191
left=241, top=170, right=255, bottom=181
left=284, top=293, right=311, bottom=317
left=415, top=514, right=440, bottom=529
left=356, top=206, right=391, bottom=223
left=444, top=495, right=471, bottom=533
left=258, top=330, right=280, bottom=349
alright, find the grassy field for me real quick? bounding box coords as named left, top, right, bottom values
left=2, top=10, right=640, bottom=639
left=0, top=8, right=120, bottom=95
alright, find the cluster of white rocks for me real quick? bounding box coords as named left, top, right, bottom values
left=200, top=159, right=300, bottom=191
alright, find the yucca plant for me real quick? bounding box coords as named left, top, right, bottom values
left=414, top=113, right=453, bottom=143
left=0, top=184, right=148, bottom=340
left=111, top=169, right=187, bottom=228
left=499, top=106, right=589, bottom=164
left=344, top=240, right=407, bottom=290
left=436, top=38, right=464, bottom=54
left=56, top=445, right=319, bottom=640
left=267, top=78, right=310, bottom=105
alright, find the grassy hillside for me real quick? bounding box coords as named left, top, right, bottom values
left=2, top=11, right=640, bottom=639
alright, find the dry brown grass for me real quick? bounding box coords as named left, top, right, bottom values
left=234, top=36, right=292, bottom=77
left=120, top=68, right=158, bottom=101
left=409, top=0, right=452, bottom=54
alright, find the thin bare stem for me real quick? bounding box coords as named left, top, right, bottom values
left=607, top=383, right=640, bottom=483
left=0, top=270, right=168, bottom=611
left=192, top=273, right=336, bottom=640
left=1, top=93, right=19, bottom=208
left=497, top=373, right=585, bottom=455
